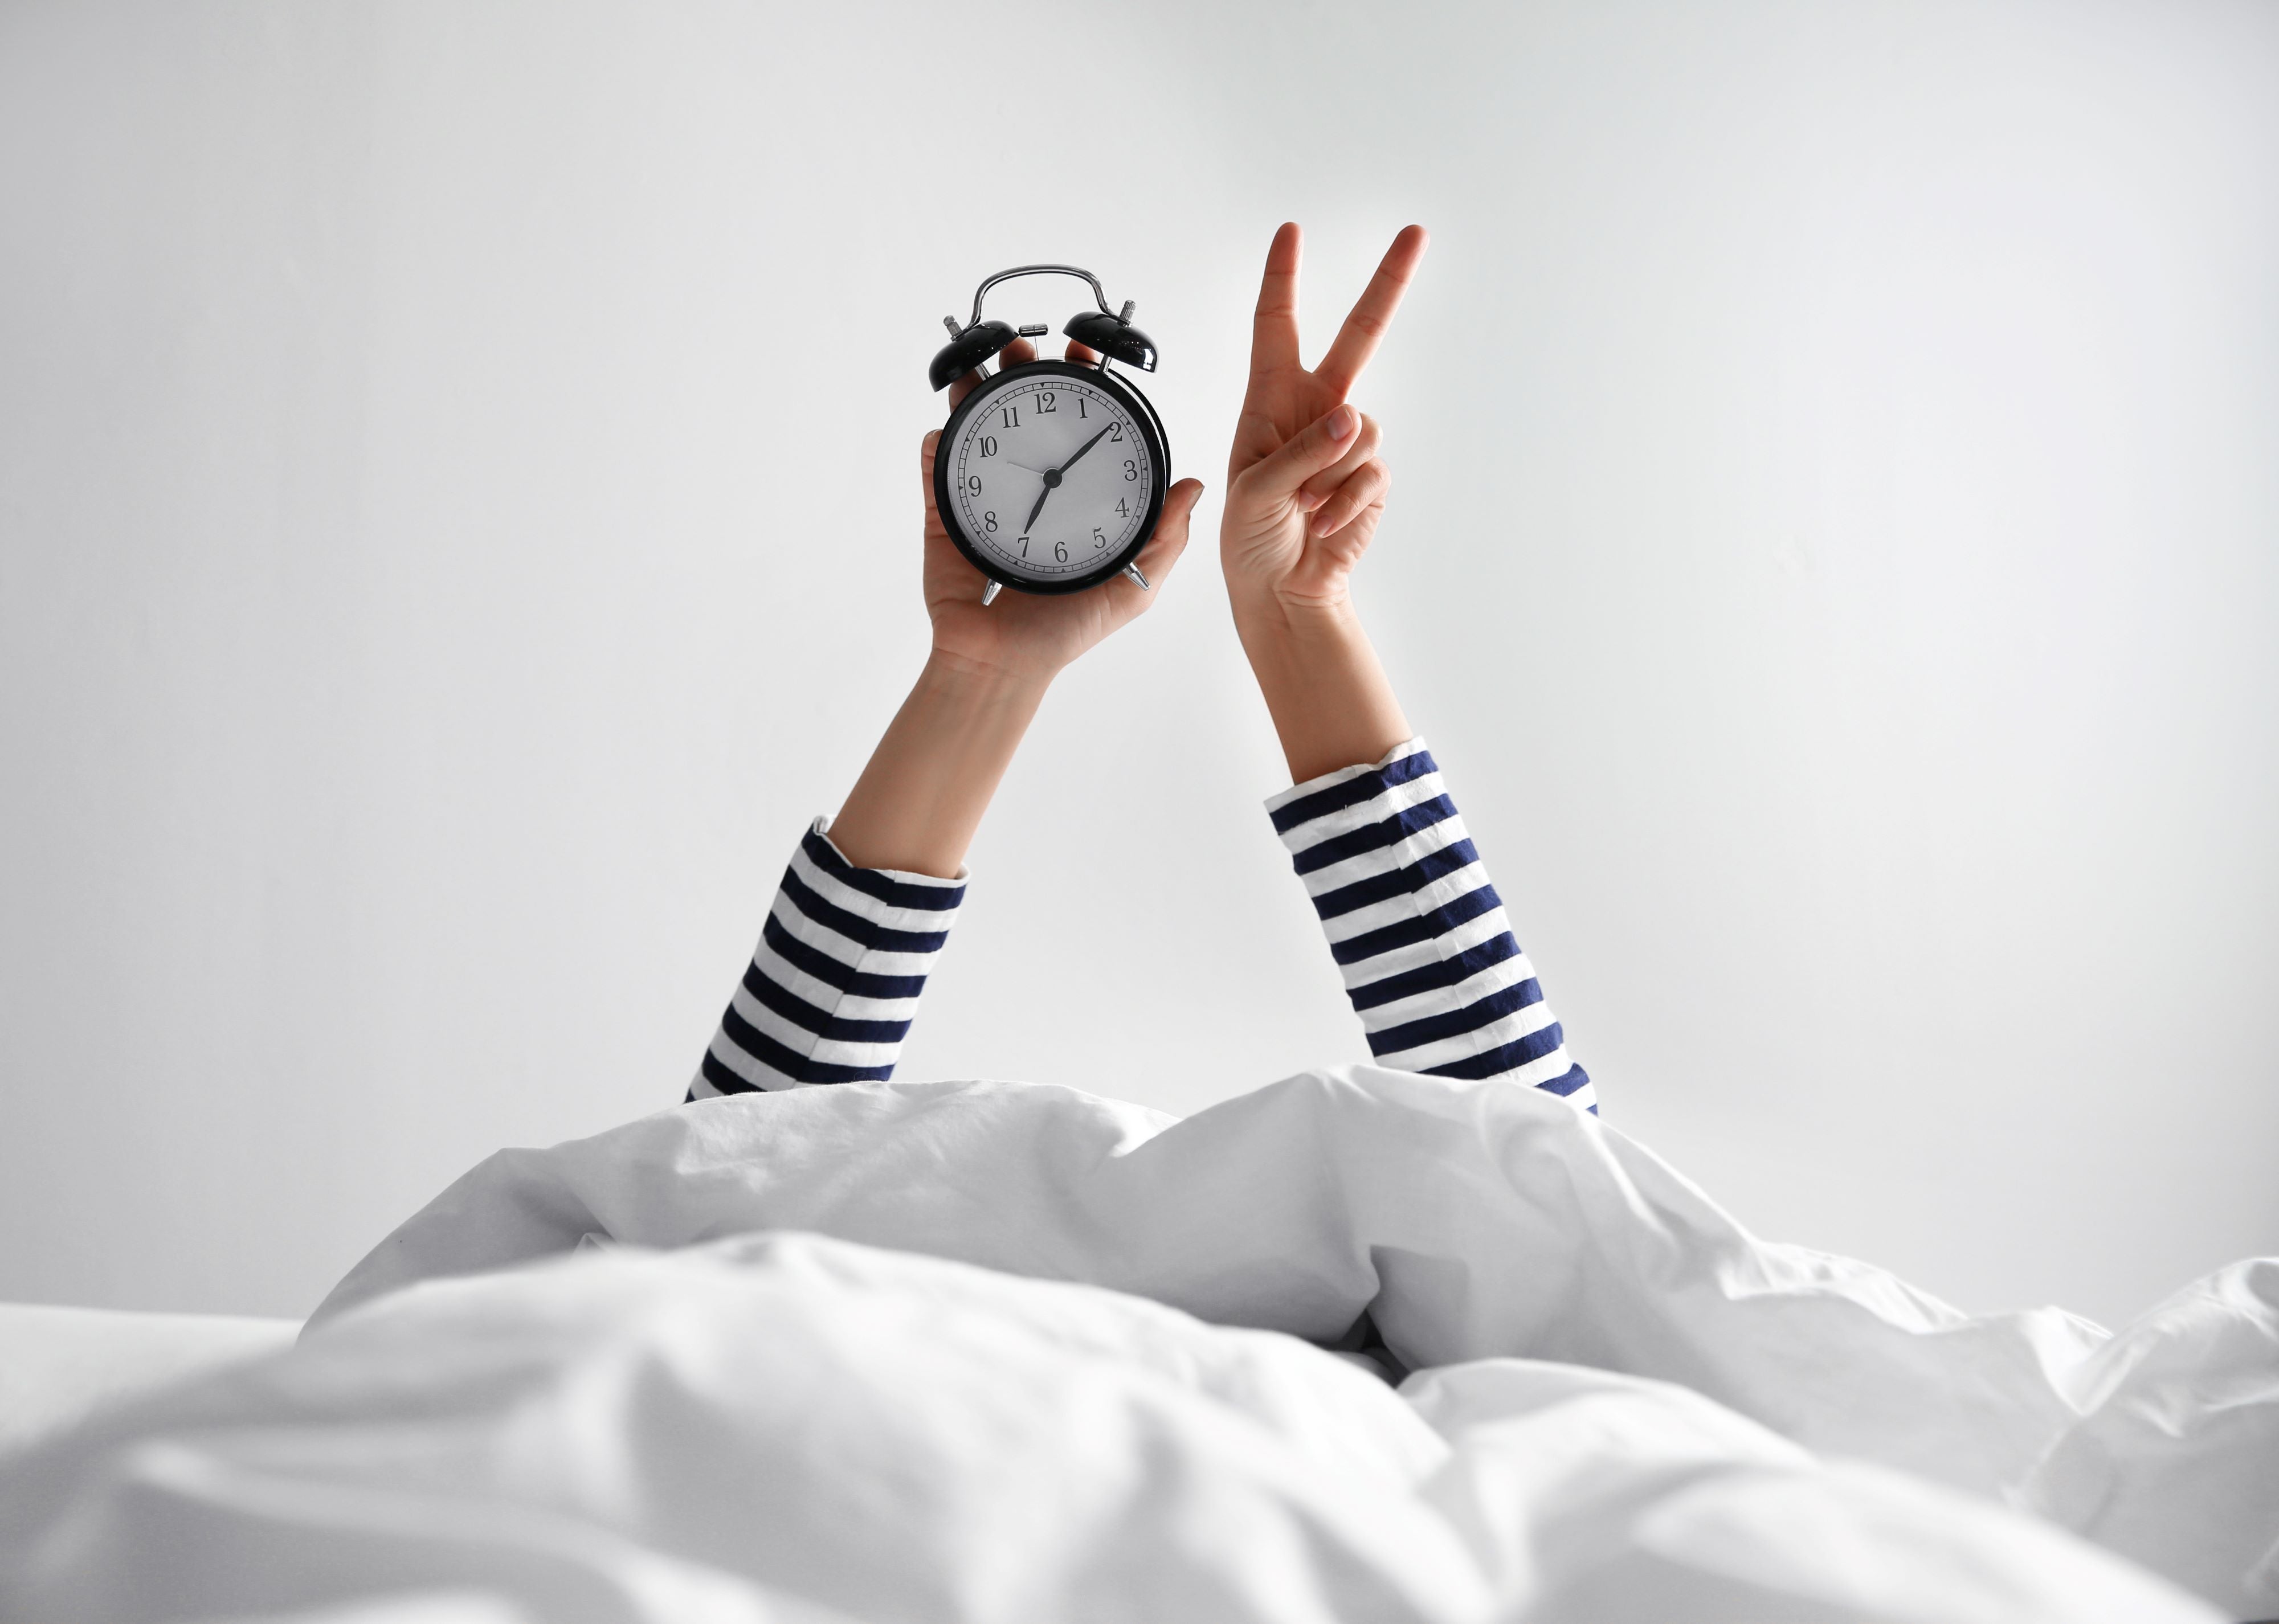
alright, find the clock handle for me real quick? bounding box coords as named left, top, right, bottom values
left=967, top=264, right=1113, bottom=326
left=1121, top=562, right=1150, bottom=592
left=980, top=580, right=1002, bottom=607
left=934, top=267, right=1158, bottom=384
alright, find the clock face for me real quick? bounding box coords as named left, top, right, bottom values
left=940, top=363, right=1163, bottom=590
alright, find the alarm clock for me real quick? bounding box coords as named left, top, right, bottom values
left=929, top=264, right=1170, bottom=604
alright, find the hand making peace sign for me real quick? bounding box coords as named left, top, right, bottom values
left=1221, top=222, right=1430, bottom=615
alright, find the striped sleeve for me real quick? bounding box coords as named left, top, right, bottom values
left=687, top=819, right=965, bottom=1101
left=1265, top=738, right=1596, bottom=1114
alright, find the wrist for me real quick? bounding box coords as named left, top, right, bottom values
left=1229, top=587, right=1410, bottom=786
left=919, top=644, right=1056, bottom=710
left=1229, top=584, right=1365, bottom=662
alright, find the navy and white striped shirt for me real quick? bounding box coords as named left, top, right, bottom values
left=692, top=819, right=965, bottom=1097
left=690, top=739, right=1591, bottom=1112
left=1264, top=739, right=1592, bottom=1111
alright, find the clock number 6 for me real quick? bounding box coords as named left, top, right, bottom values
left=1052, top=539, right=1068, bottom=563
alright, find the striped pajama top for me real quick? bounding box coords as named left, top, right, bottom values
left=691, top=738, right=1594, bottom=1114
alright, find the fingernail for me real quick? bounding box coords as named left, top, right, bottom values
left=1296, top=490, right=1326, bottom=513
left=1326, top=406, right=1355, bottom=440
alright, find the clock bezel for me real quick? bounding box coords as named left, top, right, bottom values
left=932, top=359, right=1170, bottom=596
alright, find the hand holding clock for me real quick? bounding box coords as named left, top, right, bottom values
left=923, top=337, right=1206, bottom=689
left=827, top=336, right=1205, bottom=877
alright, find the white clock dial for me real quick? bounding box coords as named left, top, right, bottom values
left=947, top=373, right=1155, bottom=584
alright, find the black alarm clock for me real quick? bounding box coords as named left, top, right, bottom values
left=929, top=264, right=1170, bottom=603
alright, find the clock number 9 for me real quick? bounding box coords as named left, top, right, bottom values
left=966, top=475, right=981, bottom=496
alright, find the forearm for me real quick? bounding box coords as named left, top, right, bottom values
left=690, top=648, right=1022, bottom=1102
left=1230, top=590, right=1411, bottom=785
left=828, top=651, right=1050, bottom=878
left=1236, top=596, right=1594, bottom=1112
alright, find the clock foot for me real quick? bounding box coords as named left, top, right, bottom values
left=981, top=580, right=1002, bottom=607
left=1122, top=562, right=1150, bottom=592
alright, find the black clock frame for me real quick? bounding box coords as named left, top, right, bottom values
left=932, top=358, right=1171, bottom=597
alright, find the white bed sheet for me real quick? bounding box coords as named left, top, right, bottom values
left=2, top=1069, right=2271, bottom=1624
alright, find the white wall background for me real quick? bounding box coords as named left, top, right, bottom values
left=2, top=0, right=2274, bottom=1326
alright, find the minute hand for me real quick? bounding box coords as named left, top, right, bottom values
left=1054, top=425, right=1113, bottom=476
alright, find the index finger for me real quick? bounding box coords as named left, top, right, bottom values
left=1249, top=222, right=1303, bottom=377
left=1315, top=225, right=1428, bottom=396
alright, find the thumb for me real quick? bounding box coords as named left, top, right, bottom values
left=1112, top=478, right=1204, bottom=606
left=1241, top=406, right=1360, bottom=501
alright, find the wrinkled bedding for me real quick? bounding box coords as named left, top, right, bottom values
left=2, top=1069, right=2272, bottom=1623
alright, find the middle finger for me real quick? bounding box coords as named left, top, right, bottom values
left=1315, top=225, right=1428, bottom=396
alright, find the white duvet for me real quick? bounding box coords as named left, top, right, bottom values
left=2, top=1069, right=2273, bottom=1623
